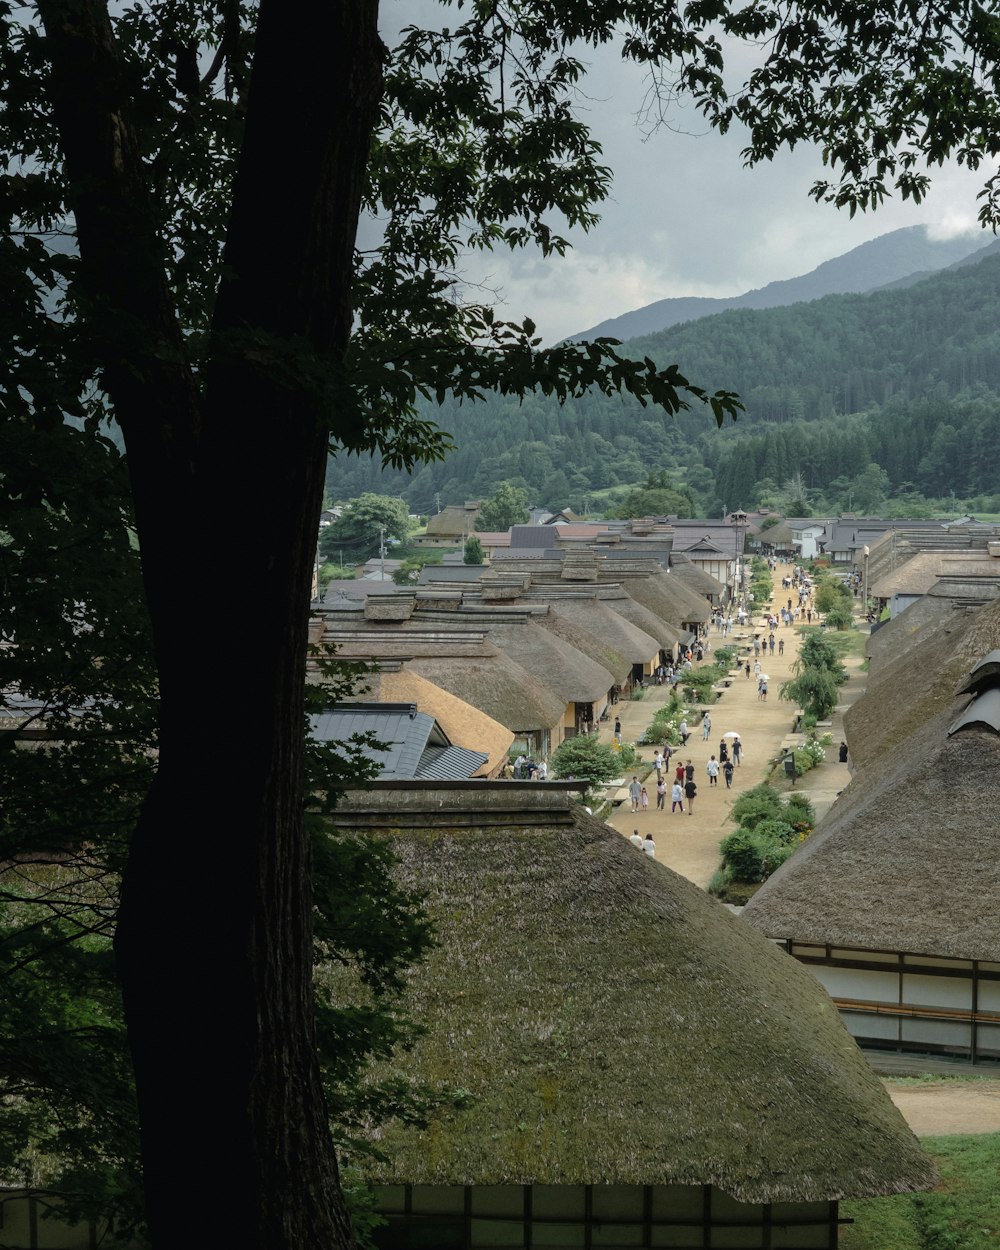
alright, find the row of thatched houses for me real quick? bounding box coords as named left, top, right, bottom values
left=307, top=515, right=1000, bottom=1245
left=742, top=530, right=1000, bottom=1063
left=314, top=552, right=718, bottom=765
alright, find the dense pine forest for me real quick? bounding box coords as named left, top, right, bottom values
left=329, top=249, right=1000, bottom=516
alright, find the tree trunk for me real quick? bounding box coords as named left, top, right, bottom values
left=38, top=1, right=383, bottom=1244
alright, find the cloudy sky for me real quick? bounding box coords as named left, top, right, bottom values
left=386, top=6, right=994, bottom=345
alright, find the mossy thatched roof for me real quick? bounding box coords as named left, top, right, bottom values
left=336, top=788, right=931, bottom=1203
left=743, top=720, right=1000, bottom=962
left=746, top=595, right=1000, bottom=961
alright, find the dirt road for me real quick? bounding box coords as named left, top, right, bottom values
left=884, top=1079, right=1000, bottom=1136
left=603, top=561, right=855, bottom=886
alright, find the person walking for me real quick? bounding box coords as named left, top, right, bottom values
left=642, top=833, right=656, bottom=858
left=628, top=776, right=642, bottom=812
left=684, top=776, right=697, bottom=814
left=732, top=736, right=742, bottom=766
left=675, top=760, right=685, bottom=786
left=718, top=739, right=728, bottom=764
left=640, top=786, right=649, bottom=810
left=706, top=756, right=719, bottom=786
left=671, top=781, right=684, bottom=813
left=723, top=758, right=735, bottom=788
left=685, top=760, right=695, bottom=785
left=702, top=711, right=712, bottom=741
left=613, top=715, right=622, bottom=743
left=744, top=660, right=751, bottom=679
left=629, top=829, right=643, bottom=849
left=778, top=638, right=784, bottom=655
left=656, top=777, right=667, bottom=809
left=678, top=718, right=690, bottom=745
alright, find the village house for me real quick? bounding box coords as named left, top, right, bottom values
left=333, top=784, right=932, bottom=1250
left=743, top=589, right=1000, bottom=1063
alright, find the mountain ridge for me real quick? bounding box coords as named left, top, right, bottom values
left=569, top=225, right=991, bottom=342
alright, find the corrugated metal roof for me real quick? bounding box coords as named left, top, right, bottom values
left=414, top=745, right=490, bottom=780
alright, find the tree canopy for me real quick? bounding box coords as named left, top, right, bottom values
left=320, top=494, right=412, bottom=562
left=475, top=482, right=531, bottom=531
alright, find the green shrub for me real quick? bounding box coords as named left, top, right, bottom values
left=707, top=865, right=733, bottom=897
left=550, top=735, right=621, bottom=786
left=679, top=664, right=726, bottom=698
left=720, top=784, right=812, bottom=883
left=714, top=646, right=736, bottom=668
left=640, top=720, right=676, bottom=745
left=815, top=581, right=851, bottom=613
left=616, top=743, right=640, bottom=769
left=720, top=827, right=797, bottom=883
left=730, top=784, right=782, bottom=828
left=752, top=818, right=798, bottom=846
left=758, top=841, right=797, bottom=878
left=792, top=746, right=822, bottom=775
left=784, top=793, right=816, bottom=825
left=719, top=828, right=763, bottom=880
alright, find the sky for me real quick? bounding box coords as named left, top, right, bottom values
left=383, top=4, right=996, bottom=346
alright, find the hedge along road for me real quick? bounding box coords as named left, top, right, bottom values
left=603, top=561, right=861, bottom=890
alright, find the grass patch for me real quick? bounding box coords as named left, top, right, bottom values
left=841, top=1133, right=1000, bottom=1250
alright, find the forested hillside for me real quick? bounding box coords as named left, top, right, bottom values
left=572, top=225, right=991, bottom=342
left=329, top=250, right=1000, bottom=516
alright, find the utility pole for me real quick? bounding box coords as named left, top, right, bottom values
left=379, top=524, right=386, bottom=581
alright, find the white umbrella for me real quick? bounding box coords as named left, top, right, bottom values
left=722, top=731, right=740, bottom=738
left=760, top=674, right=770, bottom=682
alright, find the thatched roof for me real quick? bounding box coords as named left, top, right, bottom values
left=668, top=556, right=726, bottom=598
left=425, top=505, right=479, bottom=537
left=598, top=587, right=682, bottom=650
left=743, top=718, right=1000, bottom=962
left=336, top=787, right=931, bottom=1202
left=869, top=550, right=1000, bottom=599
left=541, top=596, right=660, bottom=667
left=406, top=650, right=565, bottom=734
left=745, top=595, right=1000, bottom=961
left=624, top=570, right=711, bottom=624
left=350, top=669, right=514, bottom=776
left=514, top=601, right=627, bottom=682
left=848, top=594, right=1000, bottom=767
left=760, top=521, right=793, bottom=545
left=481, top=619, right=614, bottom=704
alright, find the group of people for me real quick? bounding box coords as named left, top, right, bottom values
left=629, top=829, right=656, bottom=857
left=506, top=755, right=547, bottom=780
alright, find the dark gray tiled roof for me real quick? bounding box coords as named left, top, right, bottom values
left=308, top=703, right=486, bottom=780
